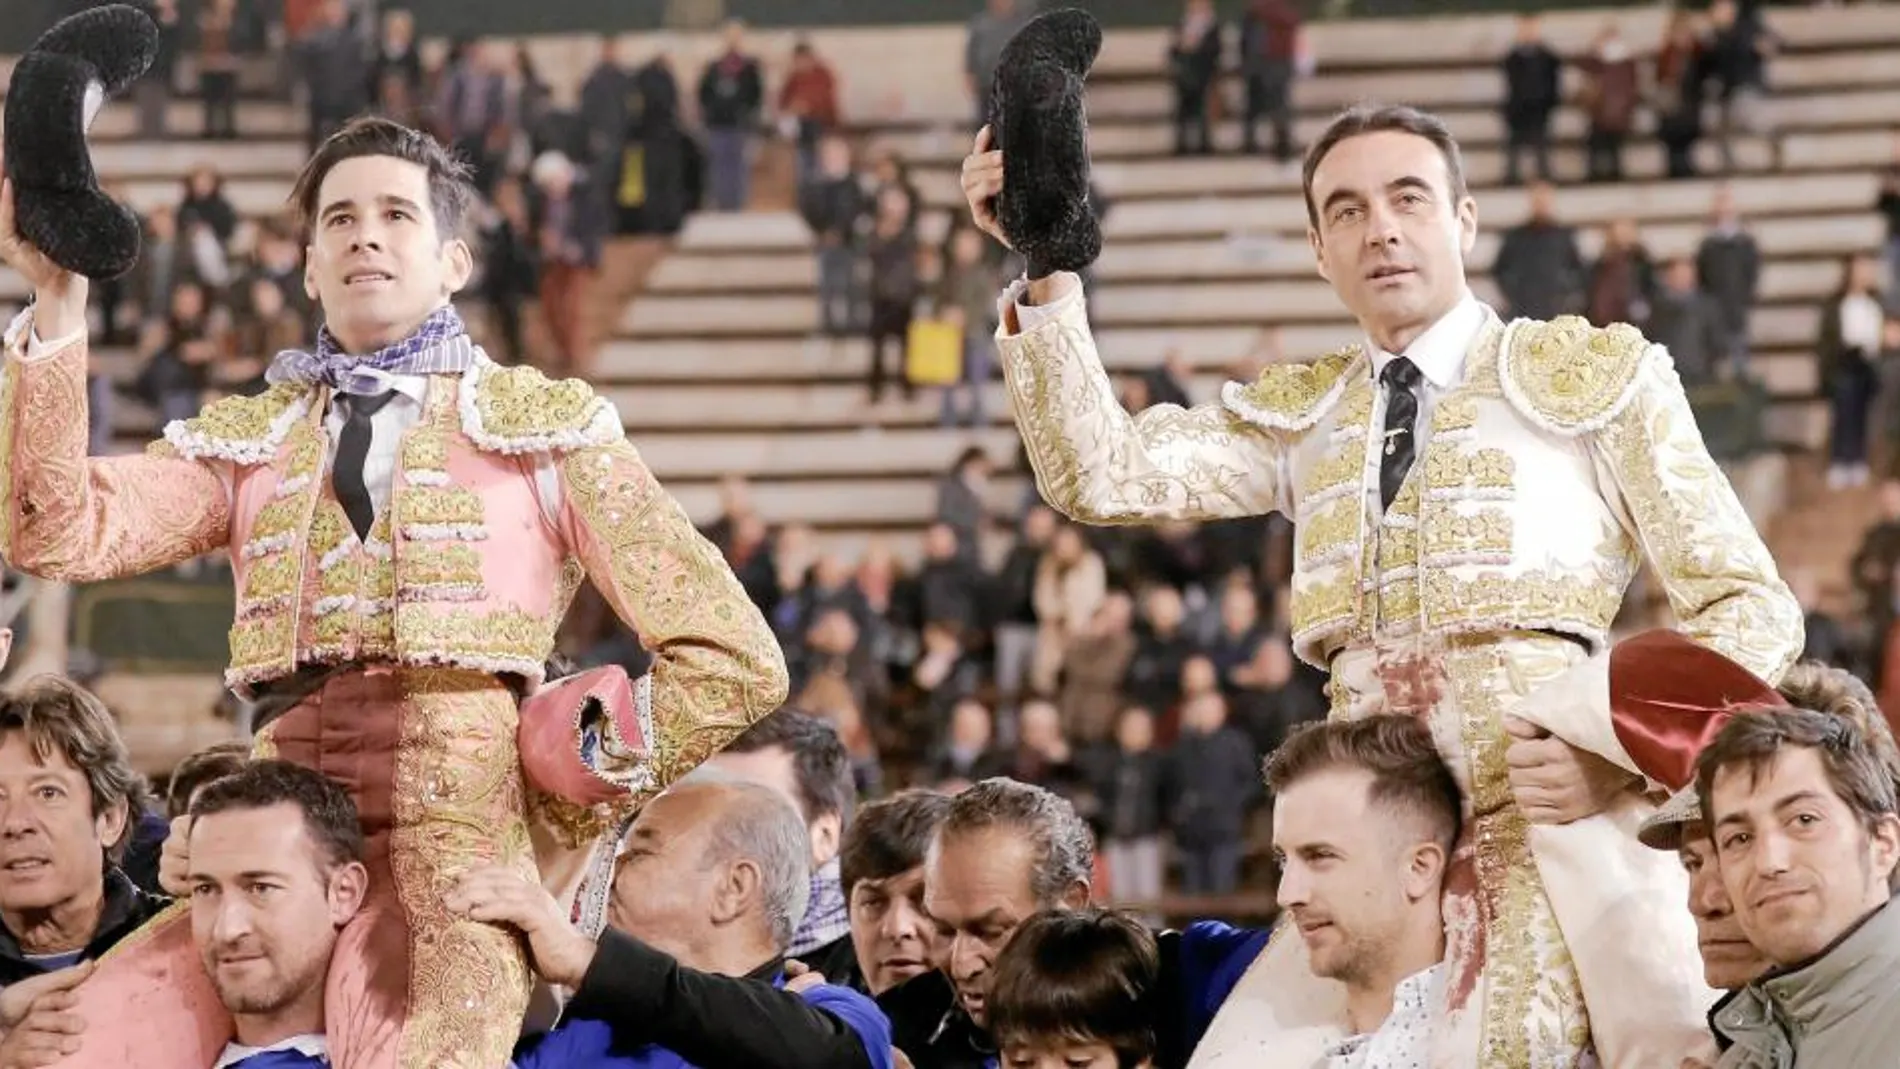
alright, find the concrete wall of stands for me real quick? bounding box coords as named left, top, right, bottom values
left=3, top=0, right=1669, bottom=55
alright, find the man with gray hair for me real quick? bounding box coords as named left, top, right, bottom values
left=880, top=777, right=1095, bottom=1069
left=452, top=776, right=893, bottom=1068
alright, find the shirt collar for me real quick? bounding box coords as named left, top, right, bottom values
left=1368, top=294, right=1488, bottom=391
left=1323, top=961, right=1445, bottom=1055
left=212, top=1034, right=328, bottom=1069
left=329, top=368, right=433, bottom=406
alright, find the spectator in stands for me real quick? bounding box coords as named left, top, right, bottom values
left=1879, top=130, right=1900, bottom=306
left=1697, top=183, right=1761, bottom=376
left=1493, top=181, right=1583, bottom=319
left=530, top=150, right=609, bottom=375
left=1060, top=593, right=1137, bottom=745
left=938, top=227, right=1000, bottom=428
left=0, top=678, right=167, bottom=991
left=1123, top=586, right=1199, bottom=718
left=578, top=36, right=631, bottom=193
left=1261, top=716, right=1459, bottom=1066
left=882, top=778, right=1093, bottom=1069
left=935, top=447, right=993, bottom=567
left=179, top=166, right=240, bottom=260
left=165, top=742, right=251, bottom=821
left=506, top=45, right=556, bottom=164
left=1029, top=525, right=1106, bottom=697
left=1500, top=13, right=1561, bottom=186
left=625, top=51, right=697, bottom=235
left=1579, top=22, right=1639, bottom=183
left=867, top=150, right=924, bottom=235
left=1703, top=0, right=1776, bottom=175
left=986, top=910, right=1160, bottom=1069
left=1145, top=349, right=1193, bottom=410
left=296, top=0, right=370, bottom=155
left=1696, top=709, right=1900, bottom=1065
left=929, top=699, right=1005, bottom=791
left=136, top=280, right=231, bottom=426
left=1586, top=217, right=1655, bottom=329
left=866, top=187, right=921, bottom=407
left=1227, top=632, right=1325, bottom=758
left=1168, top=690, right=1258, bottom=896
left=135, top=0, right=183, bottom=140
left=477, top=175, right=538, bottom=364
left=1207, top=582, right=1268, bottom=697
left=434, top=40, right=510, bottom=192
left=459, top=777, right=894, bottom=1069
left=699, top=20, right=765, bottom=213
left=130, top=204, right=183, bottom=329
left=197, top=0, right=242, bottom=140
left=1654, top=9, right=1708, bottom=180
left=1239, top=0, right=1303, bottom=162
left=1646, top=256, right=1729, bottom=388
left=708, top=709, right=862, bottom=989
left=802, top=136, right=868, bottom=339
left=227, top=277, right=300, bottom=395
left=779, top=40, right=841, bottom=190
left=1167, top=0, right=1223, bottom=157
left=1819, top=252, right=1887, bottom=489
left=370, top=7, right=425, bottom=126
left=993, top=508, right=1057, bottom=710
left=840, top=791, right=952, bottom=997
left=965, top=0, right=1037, bottom=129
left=1094, top=706, right=1167, bottom=917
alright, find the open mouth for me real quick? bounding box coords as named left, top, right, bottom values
left=345, top=271, right=394, bottom=287
left=2, top=858, right=50, bottom=874
left=1368, top=265, right=1413, bottom=281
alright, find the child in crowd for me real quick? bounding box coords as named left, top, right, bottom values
left=987, top=909, right=1159, bottom=1069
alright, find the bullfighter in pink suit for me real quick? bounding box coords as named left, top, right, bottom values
left=0, top=117, right=788, bottom=1067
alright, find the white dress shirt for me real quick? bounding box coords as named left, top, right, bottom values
left=1322, top=963, right=1444, bottom=1069
left=212, top=1033, right=329, bottom=1069
left=20, top=321, right=566, bottom=528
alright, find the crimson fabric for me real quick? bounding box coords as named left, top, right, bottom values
left=1607, top=629, right=1780, bottom=790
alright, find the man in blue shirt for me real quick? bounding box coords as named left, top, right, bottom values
left=451, top=774, right=893, bottom=1069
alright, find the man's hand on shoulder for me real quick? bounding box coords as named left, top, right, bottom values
left=448, top=865, right=596, bottom=989
left=0, top=977, right=88, bottom=1068
left=0, top=961, right=93, bottom=1033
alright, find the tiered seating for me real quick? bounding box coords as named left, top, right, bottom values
left=2, top=5, right=1896, bottom=566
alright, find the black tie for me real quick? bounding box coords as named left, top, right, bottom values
left=1379, top=358, right=1421, bottom=510
left=334, top=391, right=396, bottom=541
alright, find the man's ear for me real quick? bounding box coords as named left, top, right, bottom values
left=304, top=247, right=320, bottom=303
left=1056, top=878, right=1091, bottom=912
left=1403, top=840, right=1448, bottom=904
left=1308, top=227, right=1330, bottom=284
left=94, top=798, right=128, bottom=855
left=1456, top=195, right=1479, bottom=257
left=712, top=858, right=762, bottom=928
left=1869, top=814, right=1900, bottom=890
left=327, top=860, right=370, bottom=926
left=442, top=238, right=474, bottom=295
left=809, top=813, right=842, bottom=869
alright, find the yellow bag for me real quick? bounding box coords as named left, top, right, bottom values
left=906, top=318, right=964, bottom=386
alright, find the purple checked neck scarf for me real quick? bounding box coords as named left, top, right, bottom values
left=265, top=305, right=476, bottom=396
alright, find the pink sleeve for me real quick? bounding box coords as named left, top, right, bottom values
left=0, top=335, right=230, bottom=582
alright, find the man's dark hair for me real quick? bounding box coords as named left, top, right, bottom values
left=937, top=778, right=1095, bottom=907
left=1266, top=716, right=1463, bottom=854
left=0, top=677, right=154, bottom=860
left=988, top=909, right=1158, bottom=1067
left=288, top=116, right=476, bottom=243
left=166, top=741, right=251, bottom=819
left=1301, top=104, right=1469, bottom=230
left=841, top=790, right=953, bottom=898
left=190, top=760, right=364, bottom=873
left=724, top=708, right=855, bottom=828
left=1695, top=708, right=1900, bottom=889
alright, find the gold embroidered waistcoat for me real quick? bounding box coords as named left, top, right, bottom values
left=174, top=361, right=613, bottom=691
